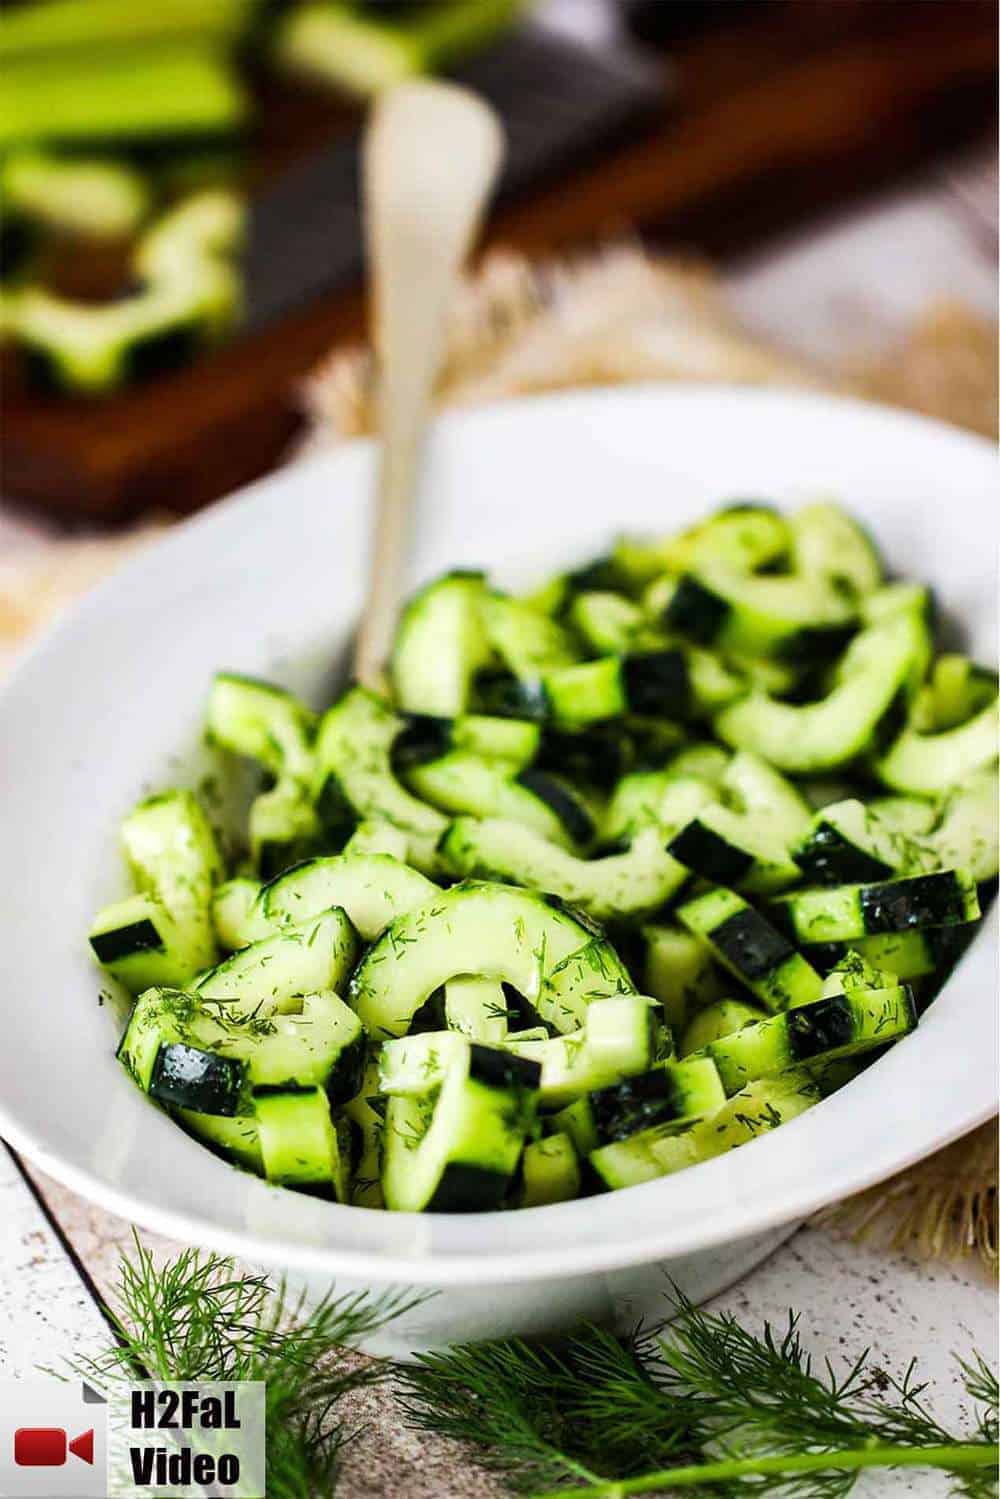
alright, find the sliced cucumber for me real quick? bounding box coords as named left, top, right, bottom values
left=195, top=909, right=358, bottom=1018
left=664, top=565, right=854, bottom=659
left=719, top=752, right=812, bottom=844
left=89, top=893, right=207, bottom=994
left=206, top=673, right=315, bottom=781
left=212, top=877, right=265, bottom=950
left=381, top=1044, right=540, bottom=1213
left=255, top=1086, right=349, bottom=1200
left=789, top=502, right=882, bottom=596
left=923, top=768, right=998, bottom=881
left=443, top=975, right=509, bottom=1043
left=873, top=698, right=998, bottom=795
left=312, top=687, right=447, bottom=871
left=349, top=881, right=634, bottom=1039
left=613, top=504, right=789, bottom=584
left=715, top=610, right=930, bottom=772
left=677, top=886, right=823, bottom=1012
left=587, top=1056, right=726, bottom=1143
left=178, top=1109, right=261, bottom=1172
left=771, top=869, right=980, bottom=945
left=404, top=750, right=594, bottom=849
left=679, top=998, right=766, bottom=1057
left=258, top=853, right=437, bottom=942
left=521, top=1133, right=580, bottom=1207
left=439, top=819, right=689, bottom=922
left=589, top=1071, right=819, bottom=1189
left=568, top=592, right=644, bottom=654
left=638, top=923, right=724, bottom=1030
left=390, top=571, right=491, bottom=717
left=692, top=985, right=916, bottom=1096
left=602, top=771, right=716, bottom=845
left=342, top=819, right=410, bottom=860
left=248, top=778, right=322, bottom=880
left=792, top=798, right=932, bottom=886
left=668, top=804, right=800, bottom=895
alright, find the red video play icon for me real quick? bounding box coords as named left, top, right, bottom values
left=14, top=1427, right=94, bottom=1466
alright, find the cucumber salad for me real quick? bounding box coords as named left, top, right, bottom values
left=90, top=501, right=998, bottom=1212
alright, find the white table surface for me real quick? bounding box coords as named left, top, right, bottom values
left=1, top=136, right=996, bottom=1497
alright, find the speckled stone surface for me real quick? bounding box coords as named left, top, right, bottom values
left=4, top=1157, right=994, bottom=1498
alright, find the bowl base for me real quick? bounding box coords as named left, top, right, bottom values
left=282, top=1220, right=800, bottom=1360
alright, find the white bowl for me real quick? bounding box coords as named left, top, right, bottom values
left=0, top=386, right=995, bottom=1353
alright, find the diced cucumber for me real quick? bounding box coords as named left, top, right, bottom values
left=444, top=975, right=509, bottom=1043
left=312, top=687, right=447, bottom=871
left=587, top=1056, right=726, bottom=1143
left=664, top=565, right=854, bottom=660
left=381, top=1045, right=540, bottom=1213
left=255, top=1086, right=349, bottom=1200
left=719, top=752, right=812, bottom=844
left=613, top=504, right=789, bottom=584
left=568, top=592, right=644, bottom=654
left=177, top=1109, right=261, bottom=1172
left=677, top=886, right=823, bottom=1012
left=692, top=985, right=916, bottom=1096
left=391, top=572, right=492, bottom=717
left=771, top=869, right=980, bottom=945
left=679, top=998, right=766, bottom=1057
left=481, top=592, right=581, bottom=680
left=521, top=1132, right=581, bottom=1208
left=602, top=771, right=716, bottom=844
left=257, top=853, right=437, bottom=942
left=715, top=610, right=930, bottom=772
left=89, top=893, right=207, bottom=994
left=789, top=502, right=882, bottom=596
left=249, top=778, right=322, bottom=880
left=404, top=750, right=594, bottom=849
left=874, top=698, right=998, bottom=795
left=195, top=909, right=358, bottom=1018
left=792, top=798, right=933, bottom=886
left=439, top=819, right=689, bottom=922
left=589, top=1072, right=820, bottom=1189
left=668, top=803, right=801, bottom=895
left=212, top=877, right=265, bottom=950
left=638, top=923, right=724, bottom=1030
left=349, top=881, right=634, bottom=1039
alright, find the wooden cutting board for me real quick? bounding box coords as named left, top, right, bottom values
left=2, top=0, right=996, bottom=524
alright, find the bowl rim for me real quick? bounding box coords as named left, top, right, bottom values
left=0, top=381, right=996, bottom=1286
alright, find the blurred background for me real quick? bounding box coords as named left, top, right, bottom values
left=0, top=0, right=996, bottom=544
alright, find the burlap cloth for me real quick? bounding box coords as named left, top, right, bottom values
left=3, top=246, right=996, bottom=1264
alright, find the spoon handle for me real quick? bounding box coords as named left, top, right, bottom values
left=354, top=81, right=504, bottom=691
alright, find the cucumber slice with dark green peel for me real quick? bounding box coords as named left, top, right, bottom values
left=602, top=772, right=716, bottom=845
left=803, top=927, right=969, bottom=982
left=257, top=853, right=437, bottom=943
left=637, top=923, right=724, bottom=1030
left=120, top=987, right=363, bottom=1110
left=589, top=1071, right=819, bottom=1189
left=541, top=647, right=741, bottom=730
left=212, top=877, right=265, bottom=950
left=873, top=698, right=998, bottom=795
left=390, top=572, right=492, bottom=717
left=771, top=869, right=980, bottom=945
left=312, top=688, right=447, bottom=871
left=667, top=804, right=801, bottom=895
left=393, top=712, right=632, bottom=791
left=679, top=998, right=766, bottom=1057
left=404, top=750, right=594, bottom=849
left=790, top=503, right=882, bottom=597
left=663, top=566, right=855, bottom=660
left=381, top=1044, right=540, bottom=1213
left=923, top=769, right=998, bottom=882
left=818, top=949, right=893, bottom=995
left=719, top=752, right=812, bottom=846
left=206, top=673, right=316, bottom=781
left=249, top=779, right=322, bottom=881
left=255, top=1086, right=349, bottom=1200
left=568, top=592, right=644, bottom=654
left=120, top=787, right=222, bottom=965
left=89, top=893, right=205, bottom=994
left=439, top=819, right=689, bottom=922
left=195, top=909, right=359, bottom=1018
left=380, top=995, right=658, bottom=1107
left=349, top=882, right=634, bottom=1040
left=521, top=1133, right=581, bottom=1207
left=792, top=799, right=933, bottom=886
left=587, top=1056, right=726, bottom=1143
left=613, top=504, right=789, bottom=586
left=715, top=609, right=930, bottom=773
left=677, top=886, right=823, bottom=1012
left=482, top=592, right=581, bottom=680
left=691, top=985, right=916, bottom=1096
left=551, top=1096, right=599, bottom=1157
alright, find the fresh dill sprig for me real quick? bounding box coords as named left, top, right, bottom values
left=396, top=1290, right=999, bottom=1498
left=70, top=1234, right=417, bottom=1499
